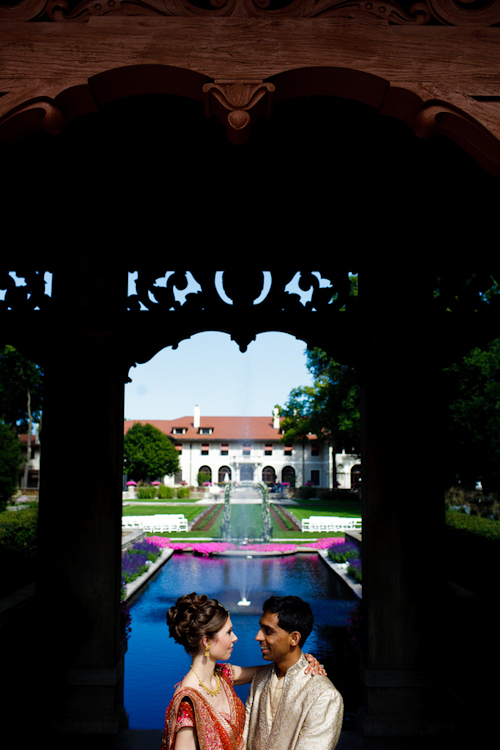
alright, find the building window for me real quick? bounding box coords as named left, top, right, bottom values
left=311, top=442, right=320, bottom=456
left=175, top=443, right=183, bottom=455
left=265, top=443, right=273, bottom=455
left=243, top=443, right=251, bottom=456
left=201, top=443, right=209, bottom=455
left=284, top=444, right=293, bottom=456
left=172, top=427, right=187, bottom=435
left=199, top=427, right=213, bottom=435
left=221, top=443, right=229, bottom=455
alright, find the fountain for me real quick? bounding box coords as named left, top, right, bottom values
left=237, top=556, right=252, bottom=606
left=221, top=483, right=233, bottom=541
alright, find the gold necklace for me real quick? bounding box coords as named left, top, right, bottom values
left=190, top=666, right=222, bottom=697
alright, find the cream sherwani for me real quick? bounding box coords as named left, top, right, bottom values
left=243, top=653, right=343, bottom=750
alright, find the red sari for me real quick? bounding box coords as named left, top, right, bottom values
left=161, top=664, right=245, bottom=750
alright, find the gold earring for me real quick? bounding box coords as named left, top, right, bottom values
left=204, top=640, right=210, bottom=657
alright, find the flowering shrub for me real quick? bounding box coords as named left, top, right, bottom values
left=327, top=539, right=362, bottom=583
left=348, top=557, right=362, bottom=583
left=144, top=536, right=345, bottom=555
left=122, top=539, right=163, bottom=582
left=327, top=540, right=360, bottom=562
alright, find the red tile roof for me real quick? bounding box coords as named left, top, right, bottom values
left=124, top=417, right=316, bottom=441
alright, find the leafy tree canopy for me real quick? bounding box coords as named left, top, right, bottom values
left=442, top=336, right=500, bottom=493
left=123, top=422, right=180, bottom=482
left=277, top=347, right=360, bottom=454
left=0, top=421, right=21, bottom=509
left=0, top=345, right=43, bottom=435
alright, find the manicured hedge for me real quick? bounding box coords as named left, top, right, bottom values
left=445, top=510, right=500, bottom=539
left=0, top=506, right=38, bottom=597
left=444, top=511, right=499, bottom=596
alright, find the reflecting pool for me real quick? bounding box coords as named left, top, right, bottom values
left=124, top=551, right=358, bottom=729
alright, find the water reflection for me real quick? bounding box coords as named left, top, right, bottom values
left=124, top=552, right=358, bottom=729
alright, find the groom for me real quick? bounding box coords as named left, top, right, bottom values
left=243, top=595, right=343, bottom=750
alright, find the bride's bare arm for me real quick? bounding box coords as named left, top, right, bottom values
left=231, top=665, right=261, bottom=685
left=174, top=727, right=198, bottom=750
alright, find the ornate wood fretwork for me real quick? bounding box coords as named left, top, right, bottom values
left=4, top=270, right=500, bottom=370
left=2, top=0, right=500, bottom=25
left=0, top=271, right=52, bottom=313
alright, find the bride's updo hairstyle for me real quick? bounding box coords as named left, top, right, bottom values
left=167, top=592, right=228, bottom=654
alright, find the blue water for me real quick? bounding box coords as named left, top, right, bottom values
left=124, top=552, right=357, bottom=729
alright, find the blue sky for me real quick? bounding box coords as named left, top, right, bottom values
left=124, top=331, right=313, bottom=420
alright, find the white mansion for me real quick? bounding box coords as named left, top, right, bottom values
left=124, top=406, right=360, bottom=490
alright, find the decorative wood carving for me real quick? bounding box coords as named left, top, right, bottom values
left=203, top=80, right=274, bottom=142
left=1, top=4, right=500, bottom=175
left=2, top=0, right=500, bottom=24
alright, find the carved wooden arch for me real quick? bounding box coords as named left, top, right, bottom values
left=2, top=60, right=500, bottom=178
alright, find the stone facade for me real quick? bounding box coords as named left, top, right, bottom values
left=124, top=407, right=360, bottom=489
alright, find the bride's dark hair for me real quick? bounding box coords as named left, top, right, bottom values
left=166, top=592, right=228, bottom=654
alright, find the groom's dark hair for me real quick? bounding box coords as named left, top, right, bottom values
left=262, top=595, right=314, bottom=646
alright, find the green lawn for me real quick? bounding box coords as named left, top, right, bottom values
left=122, top=504, right=204, bottom=522
left=124, top=495, right=202, bottom=503
left=122, top=499, right=360, bottom=541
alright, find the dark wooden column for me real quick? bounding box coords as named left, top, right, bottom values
left=34, top=262, right=128, bottom=741
left=358, top=270, right=446, bottom=735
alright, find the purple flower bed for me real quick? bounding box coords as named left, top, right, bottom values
left=122, top=539, right=163, bottom=583
left=327, top=539, right=362, bottom=584
left=327, top=540, right=359, bottom=563
left=347, top=557, right=362, bottom=583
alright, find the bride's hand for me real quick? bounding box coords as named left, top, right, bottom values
left=304, top=653, right=327, bottom=676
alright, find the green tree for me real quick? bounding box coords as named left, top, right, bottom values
left=123, top=422, right=180, bottom=482
left=0, top=345, right=43, bottom=435
left=278, top=347, right=360, bottom=455
left=442, top=337, right=500, bottom=492
left=0, top=345, right=43, bottom=488
left=0, top=422, right=21, bottom=509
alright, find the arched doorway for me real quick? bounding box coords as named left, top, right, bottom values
left=198, top=465, right=211, bottom=484
left=262, top=466, right=276, bottom=485
left=282, top=465, right=296, bottom=488
left=218, top=465, right=231, bottom=483
left=240, top=465, right=254, bottom=482
left=5, top=264, right=499, bottom=745
left=351, top=464, right=362, bottom=491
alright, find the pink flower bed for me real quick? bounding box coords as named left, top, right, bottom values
left=145, top=536, right=345, bottom=556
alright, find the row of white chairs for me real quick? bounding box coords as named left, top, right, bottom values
left=301, top=516, right=361, bottom=532
left=122, top=514, right=188, bottom=532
